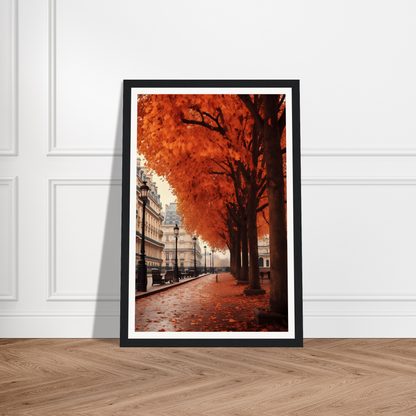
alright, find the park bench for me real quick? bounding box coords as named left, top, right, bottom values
left=151, top=268, right=172, bottom=286
left=260, top=269, right=271, bottom=282
left=164, top=270, right=175, bottom=283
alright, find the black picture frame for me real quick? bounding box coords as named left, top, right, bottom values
left=120, top=80, right=303, bottom=347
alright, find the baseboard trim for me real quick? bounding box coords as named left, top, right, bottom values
left=0, top=313, right=120, bottom=338
left=1, top=310, right=416, bottom=338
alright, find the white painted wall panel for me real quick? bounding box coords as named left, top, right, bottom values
left=296, top=2, right=416, bottom=150
left=0, top=0, right=16, bottom=155
left=52, top=0, right=134, bottom=154
left=52, top=0, right=416, bottom=155
left=48, top=179, right=121, bottom=301
left=0, top=178, right=17, bottom=300
left=303, top=179, right=416, bottom=297
left=1, top=0, right=416, bottom=337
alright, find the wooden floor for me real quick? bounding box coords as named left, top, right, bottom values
left=1, top=339, right=416, bottom=415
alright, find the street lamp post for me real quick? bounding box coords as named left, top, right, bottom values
left=193, top=236, right=197, bottom=276
left=212, top=251, right=214, bottom=274
left=204, top=246, right=207, bottom=274
left=136, top=181, right=149, bottom=292
left=266, top=235, right=269, bottom=268
left=209, top=253, right=212, bottom=274
left=174, top=224, right=179, bottom=282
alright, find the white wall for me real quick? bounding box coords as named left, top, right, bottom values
left=1, top=0, right=416, bottom=337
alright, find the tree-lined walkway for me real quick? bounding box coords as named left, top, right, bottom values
left=135, top=274, right=287, bottom=332
left=137, top=93, right=288, bottom=317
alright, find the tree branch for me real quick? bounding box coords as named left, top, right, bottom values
left=226, top=204, right=240, bottom=225
left=202, top=110, right=226, bottom=133
left=257, top=180, right=267, bottom=200
left=210, top=158, right=232, bottom=176
left=277, top=94, right=286, bottom=110
left=238, top=95, right=264, bottom=132
left=261, top=209, right=269, bottom=225
left=278, top=107, right=286, bottom=136
left=257, top=202, right=269, bottom=213
left=181, top=117, right=226, bottom=135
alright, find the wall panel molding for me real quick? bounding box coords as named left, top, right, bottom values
left=0, top=311, right=119, bottom=317
left=47, top=0, right=56, bottom=156
left=302, top=176, right=416, bottom=303
left=47, top=178, right=121, bottom=301
left=0, top=0, right=18, bottom=156
left=46, top=0, right=122, bottom=157
left=304, top=310, right=416, bottom=317
left=0, top=177, right=18, bottom=300
left=302, top=148, right=416, bottom=157
left=302, top=176, right=416, bottom=186
left=304, top=293, right=416, bottom=302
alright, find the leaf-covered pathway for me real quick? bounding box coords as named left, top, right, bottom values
left=135, top=273, right=287, bottom=332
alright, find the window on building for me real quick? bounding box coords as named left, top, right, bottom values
left=180, top=236, right=184, bottom=241
left=266, top=259, right=269, bottom=267
left=180, top=253, right=184, bottom=260
left=166, top=253, right=169, bottom=260
left=259, top=257, right=264, bottom=267
left=180, top=263, right=184, bottom=268
left=166, top=235, right=169, bottom=241
left=180, top=244, right=184, bottom=249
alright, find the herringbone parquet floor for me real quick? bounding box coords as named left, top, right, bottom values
left=1, top=339, right=415, bottom=415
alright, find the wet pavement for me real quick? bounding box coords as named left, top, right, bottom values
left=135, top=273, right=287, bottom=332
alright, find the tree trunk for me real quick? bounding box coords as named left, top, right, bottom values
left=240, top=216, right=249, bottom=281
left=229, top=242, right=235, bottom=277
left=263, top=95, right=288, bottom=315
left=229, top=217, right=241, bottom=280
left=247, top=183, right=261, bottom=289
left=234, top=227, right=242, bottom=280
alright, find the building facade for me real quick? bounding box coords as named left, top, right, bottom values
left=136, top=156, right=165, bottom=268
left=161, top=203, right=203, bottom=270
left=258, top=235, right=270, bottom=268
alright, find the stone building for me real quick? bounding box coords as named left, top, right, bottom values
left=161, top=203, right=203, bottom=270
left=136, top=156, right=165, bottom=267
left=258, top=235, right=270, bottom=268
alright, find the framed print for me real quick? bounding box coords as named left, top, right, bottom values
left=120, top=80, right=303, bottom=347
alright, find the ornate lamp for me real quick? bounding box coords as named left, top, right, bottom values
left=204, top=245, right=207, bottom=274
left=174, top=224, right=179, bottom=282
left=193, top=236, right=197, bottom=277
left=137, top=181, right=149, bottom=292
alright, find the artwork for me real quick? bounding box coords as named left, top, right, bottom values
left=120, top=80, right=303, bottom=347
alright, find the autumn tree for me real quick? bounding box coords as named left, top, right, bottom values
left=137, top=94, right=269, bottom=291
left=238, top=94, right=287, bottom=316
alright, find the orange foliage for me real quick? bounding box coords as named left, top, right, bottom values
left=137, top=94, right=287, bottom=253
left=137, top=94, right=274, bottom=249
